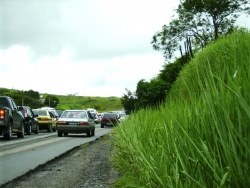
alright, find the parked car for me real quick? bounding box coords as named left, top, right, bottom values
left=100, top=113, right=119, bottom=128
left=33, top=109, right=57, bottom=132
left=18, top=106, right=39, bottom=134
left=57, top=110, right=95, bottom=137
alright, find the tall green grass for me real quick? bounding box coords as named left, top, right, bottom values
left=111, top=30, right=250, bottom=187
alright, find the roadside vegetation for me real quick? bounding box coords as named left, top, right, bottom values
left=112, top=30, right=250, bottom=187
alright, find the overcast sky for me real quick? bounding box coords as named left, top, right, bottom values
left=0, top=0, right=249, bottom=97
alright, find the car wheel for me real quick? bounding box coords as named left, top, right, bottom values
left=91, top=129, right=95, bottom=136
left=58, top=131, right=62, bottom=137
left=101, top=124, right=104, bottom=128
left=3, top=122, right=12, bottom=140
left=27, top=124, right=32, bottom=135
left=87, top=130, right=91, bottom=137
left=17, top=121, right=25, bottom=138
left=47, top=124, right=52, bottom=132
left=64, top=133, right=68, bottom=136
left=35, top=125, right=39, bottom=134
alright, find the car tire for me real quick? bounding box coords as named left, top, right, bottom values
left=47, top=124, right=52, bottom=132
left=91, top=129, right=95, bottom=136
left=101, top=124, right=104, bottom=128
left=64, top=133, right=68, bottom=136
left=35, top=125, right=39, bottom=134
left=17, top=121, right=25, bottom=138
left=27, top=124, right=32, bottom=135
left=3, top=122, right=12, bottom=140
left=58, top=131, right=62, bottom=137
left=87, top=130, right=91, bottom=137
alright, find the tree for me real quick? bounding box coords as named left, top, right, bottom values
left=120, top=88, right=137, bottom=114
left=151, top=0, right=250, bottom=61
left=158, top=58, right=183, bottom=85
left=44, top=95, right=59, bottom=108
left=23, top=90, right=40, bottom=99
left=135, top=79, right=170, bottom=109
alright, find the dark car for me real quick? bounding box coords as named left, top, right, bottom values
left=57, top=110, right=95, bottom=137
left=18, top=106, right=39, bottom=134
left=100, top=113, right=119, bottom=128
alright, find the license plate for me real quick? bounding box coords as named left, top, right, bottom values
left=107, top=123, right=111, bottom=125
left=69, top=122, right=77, bottom=125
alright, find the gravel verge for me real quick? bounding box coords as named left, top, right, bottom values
left=1, top=133, right=121, bottom=188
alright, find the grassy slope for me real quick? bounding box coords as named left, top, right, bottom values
left=112, top=30, right=250, bottom=187
left=41, top=94, right=123, bottom=112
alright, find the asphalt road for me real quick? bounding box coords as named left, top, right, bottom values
left=0, top=125, right=113, bottom=186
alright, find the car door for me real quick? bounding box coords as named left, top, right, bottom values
left=49, top=112, right=57, bottom=129
left=87, top=111, right=95, bottom=127
left=9, top=98, right=23, bottom=129
left=27, top=107, right=38, bottom=130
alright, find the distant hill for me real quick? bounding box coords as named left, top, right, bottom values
left=49, top=94, right=123, bottom=112
left=0, top=88, right=123, bottom=112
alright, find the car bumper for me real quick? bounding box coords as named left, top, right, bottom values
left=101, top=122, right=117, bottom=126
left=57, top=125, right=94, bottom=133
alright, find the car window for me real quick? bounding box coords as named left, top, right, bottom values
left=0, top=98, right=9, bottom=107
left=26, top=107, right=33, bottom=117
left=49, top=112, right=54, bottom=118
left=87, top=111, right=94, bottom=119
left=33, top=110, right=47, bottom=116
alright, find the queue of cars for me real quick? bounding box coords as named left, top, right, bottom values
left=1, top=103, right=127, bottom=139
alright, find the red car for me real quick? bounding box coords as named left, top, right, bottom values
left=100, top=113, right=119, bottom=128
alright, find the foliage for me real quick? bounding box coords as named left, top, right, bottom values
left=120, top=88, right=137, bottom=115
left=151, top=0, right=250, bottom=61
left=157, top=58, right=183, bottom=85
left=0, top=88, right=41, bottom=109
left=44, top=95, right=59, bottom=108
left=112, top=30, right=250, bottom=187
left=121, top=57, right=185, bottom=113
left=135, top=79, right=170, bottom=109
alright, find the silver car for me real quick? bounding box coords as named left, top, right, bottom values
left=57, top=110, right=95, bottom=137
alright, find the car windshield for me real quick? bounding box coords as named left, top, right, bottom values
left=91, top=113, right=96, bottom=118
left=61, top=111, right=87, bottom=119
left=103, top=113, right=116, bottom=118
left=33, top=110, right=47, bottom=116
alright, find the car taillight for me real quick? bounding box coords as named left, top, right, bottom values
left=57, top=121, right=66, bottom=125
left=0, top=110, right=5, bottom=120
left=24, top=108, right=28, bottom=118
left=40, top=118, right=50, bottom=121
left=79, top=122, right=89, bottom=125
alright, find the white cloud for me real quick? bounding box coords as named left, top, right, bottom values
left=0, top=0, right=249, bottom=98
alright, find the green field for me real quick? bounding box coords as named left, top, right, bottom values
left=41, top=94, right=123, bottom=112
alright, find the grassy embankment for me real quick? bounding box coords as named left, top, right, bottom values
left=112, top=30, right=250, bottom=187
left=43, top=95, right=123, bottom=112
